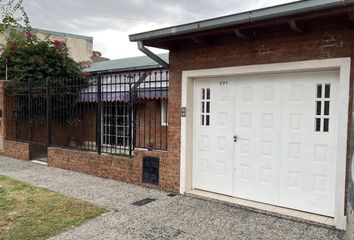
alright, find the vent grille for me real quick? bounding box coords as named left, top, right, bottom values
left=142, top=156, right=159, bottom=185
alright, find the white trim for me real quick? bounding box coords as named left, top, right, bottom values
left=161, top=99, right=168, bottom=126
left=179, top=58, right=351, bottom=230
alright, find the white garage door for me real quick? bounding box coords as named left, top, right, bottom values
left=194, top=71, right=338, bottom=217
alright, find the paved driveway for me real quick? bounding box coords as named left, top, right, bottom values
left=0, top=157, right=346, bottom=240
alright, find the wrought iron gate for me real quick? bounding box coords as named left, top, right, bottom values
left=5, top=69, right=168, bottom=159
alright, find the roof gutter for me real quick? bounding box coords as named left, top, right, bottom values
left=87, top=64, right=163, bottom=74
left=137, top=41, right=169, bottom=69
left=129, top=0, right=354, bottom=42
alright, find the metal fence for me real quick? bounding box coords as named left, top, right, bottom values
left=5, top=69, right=169, bottom=158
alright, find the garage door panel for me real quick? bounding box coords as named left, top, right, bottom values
left=194, top=80, right=234, bottom=195
left=194, top=71, right=338, bottom=217
left=213, top=83, right=234, bottom=195
left=278, top=73, right=337, bottom=216
left=195, top=134, right=212, bottom=191
left=233, top=78, right=281, bottom=204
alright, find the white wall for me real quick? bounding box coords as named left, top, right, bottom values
left=0, top=29, right=93, bottom=62
left=37, top=32, right=93, bottom=62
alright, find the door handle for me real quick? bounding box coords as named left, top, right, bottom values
left=234, top=135, right=238, bottom=142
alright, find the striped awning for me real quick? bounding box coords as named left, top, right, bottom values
left=79, top=70, right=168, bottom=102
left=79, top=87, right=168, bottom=103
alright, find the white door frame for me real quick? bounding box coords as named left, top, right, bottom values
left=179, top=58, right=351, bottom=230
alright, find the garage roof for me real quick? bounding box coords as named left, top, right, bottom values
left=129, top=0, right=354, bottom=43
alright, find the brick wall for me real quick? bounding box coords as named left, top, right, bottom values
left=135, top=100, right=168, bottom=150
left=165, top=18, right=354, bottom=193
left=5, top=99, right=167, bottom=151
left=2, top=140, right=30, bottom=160
left=47, top=147, right=176, bottom=192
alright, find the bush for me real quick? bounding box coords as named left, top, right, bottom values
left=0, top=29, right=89, bottom=122
left=0, top=29, right=85, bottom=86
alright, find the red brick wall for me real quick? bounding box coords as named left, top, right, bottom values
left=4, top=100, right=167, bottom=151
left=4, top=101, right=97, bottom=148
left=2, top=140, right=30, bottom=160
left=166, top=18, right=354, bottom=192
left=135, top=100, right=168, bottom=150
left=76, top=101, right=168, bottom=150
left=48, top=147, right=176, bottom=191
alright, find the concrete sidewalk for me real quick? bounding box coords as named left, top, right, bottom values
left=0, top=157, right=346, bottom=240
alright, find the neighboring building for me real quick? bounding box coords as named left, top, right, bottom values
left=0, top=28, right=94, bottom=62
left=35, top=28, right=93, bottom=63
left=90, top=51, right=110, bottom=63
left=129, top=0, right=354, bottom=231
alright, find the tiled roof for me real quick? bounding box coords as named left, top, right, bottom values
left=87, top=53, right=169, bottom=73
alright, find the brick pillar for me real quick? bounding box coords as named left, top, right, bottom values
left=0, top=80, right=10, bottom=152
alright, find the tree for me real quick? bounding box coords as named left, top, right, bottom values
left=0, top=29, right=85, bottom=85
left=0, top=29, right=88, bottom=123
left=0, top=0, right=30, bottom=33
left=0, top=1, right=88, bottom=123
left=0, top=0, right=85, bottom=84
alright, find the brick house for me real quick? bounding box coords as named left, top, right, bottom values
left=2, top=0, right=354, bottom=232
left=129, top=0, right=354, bottom=230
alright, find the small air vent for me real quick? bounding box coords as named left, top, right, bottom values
left=142, top=156, right=159, bottom=185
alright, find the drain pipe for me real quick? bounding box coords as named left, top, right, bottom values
left=137, top=41, right=169, bottom=69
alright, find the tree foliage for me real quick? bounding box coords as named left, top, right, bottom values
left=0, top=29, right=89, bottom=123
left=0, top=0, right=89, bottom=123
left=0, top=0, right=30, bottom=32
left=0, top=29, right=85, bottom=85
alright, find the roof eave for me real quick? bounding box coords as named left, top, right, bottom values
left=129, top=0, right=354, bottom=42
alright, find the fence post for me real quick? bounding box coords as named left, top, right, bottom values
left=46, top=77, right=52, bottom=146
left=28, top=78, right=33, bottom=142
left=96, top=74, right=102, bottom=154
left=128, top=79, right=133, bottom=157
left=15, top=97, right=19, bottom=141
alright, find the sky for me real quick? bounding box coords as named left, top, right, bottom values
left=23, top=0, right=297, bottom=60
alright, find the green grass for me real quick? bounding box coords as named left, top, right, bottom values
left=0, top=175, right=107, bottom=240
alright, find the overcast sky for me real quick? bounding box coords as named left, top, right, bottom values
left=23, top=0, right=297, bottom=60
